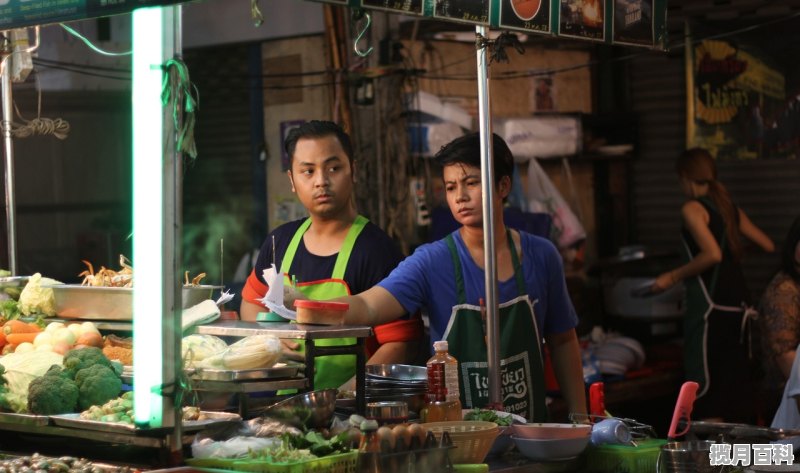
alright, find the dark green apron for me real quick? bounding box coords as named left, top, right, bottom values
left=280, top=216, right=366, bottom=389
left=682, top=220, right=755, bottom=403
left=442, top=231, right=548, bottom=422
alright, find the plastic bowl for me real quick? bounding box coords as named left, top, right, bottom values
left=294, top=300, right=348, bottom=325
left=511, top=422, right=592, bottom=440
left=512, top=435, right=590, bottom=462
left=262, top=389, right=338, bottom=429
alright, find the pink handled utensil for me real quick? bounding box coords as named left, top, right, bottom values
left=667, top=381, right=699, bottom=439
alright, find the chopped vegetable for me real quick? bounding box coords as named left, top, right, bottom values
left=463, top=408, right=514, bottom=426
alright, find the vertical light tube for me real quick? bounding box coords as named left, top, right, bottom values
left=132, top=6, right=165, bottom=428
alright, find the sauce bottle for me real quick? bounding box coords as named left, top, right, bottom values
left=357, top=419, right=381, bottom=473
left=422, top=340, right=462, bottom=422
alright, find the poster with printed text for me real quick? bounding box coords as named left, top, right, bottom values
left=559, top=0, right=605, bottom=41
left=613, top=0, right=653, bottom=46
left=688, top=39, right=795, bottom=160
left=361, top=0, right=423, bottom=15
left=500, top=0, right=550, bottom=34
left=433, top=0, right=490, bottom=25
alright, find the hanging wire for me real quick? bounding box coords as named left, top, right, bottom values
left=251, top=0, right=264, bottom=27
left=161, top=58, right=199, bottom=159
left=60, top=23, right=132, bottom=56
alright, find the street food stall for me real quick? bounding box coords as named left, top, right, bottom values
left=0, top=0, right=701, bottom=472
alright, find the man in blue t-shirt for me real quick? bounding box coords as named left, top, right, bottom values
left=240, top=120, right=422, bottom=389
left=330, top=132, right=587, bottom=421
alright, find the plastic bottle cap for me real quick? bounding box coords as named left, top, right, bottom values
left=433, top=340, right=449, bottom=351
left=360, top=419, right=379, bottom=431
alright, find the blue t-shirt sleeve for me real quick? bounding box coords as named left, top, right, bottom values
left=536, top=237, right=578, bottom=335
left=377, top=243, right=439, bottom=316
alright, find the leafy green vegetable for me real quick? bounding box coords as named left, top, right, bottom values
left=279, top=430, right=351, bottom=458
left=0, top=300, right=21, bottom=320
left=463, top=408, right=513, bottom=426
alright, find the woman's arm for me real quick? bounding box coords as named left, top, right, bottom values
left=738, top=208, right=775, bottom=253
left=545, top=329, right=587, bottom=418
left=239, top=299, right=263, bottom=322
left=653, top=201, right=722, bottom=291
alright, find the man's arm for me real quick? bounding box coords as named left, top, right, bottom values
left=240, top=299, right=263, bottom=322
left=545, top=329, right=587, bottom=418
left=338, top=285, right=407, bottom=326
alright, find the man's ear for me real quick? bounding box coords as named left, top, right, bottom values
left=287, top=170, right=296, bottom=193
left=498, top=175, right=512, bottom=199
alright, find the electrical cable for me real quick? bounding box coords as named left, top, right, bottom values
left=8, top=73, right=70, bottom=140
left=59, top=23, right=132, bottom=56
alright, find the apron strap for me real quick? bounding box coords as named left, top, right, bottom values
left=280, top=218, right=312, bottom=274
left=507, top=230, right=526, bottom=297
left=445, top=233, right=467, bottom=305
left=331, top=215, right=368, bottom=280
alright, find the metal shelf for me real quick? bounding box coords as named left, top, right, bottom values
left=192, top=320, right=372, bottom=340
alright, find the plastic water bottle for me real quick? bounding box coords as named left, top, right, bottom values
left=422, top=340, right=462, bottom=422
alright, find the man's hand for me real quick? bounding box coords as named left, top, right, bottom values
left=281, top=340, right=305, bottom=362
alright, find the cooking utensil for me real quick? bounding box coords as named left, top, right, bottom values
left=366, top=364, right=427, bottom=381
left=630, top=281, right=657, bottom=298
left=261, top=389, right=337, bottom=429
left=667, top=381, right=699, bottom=440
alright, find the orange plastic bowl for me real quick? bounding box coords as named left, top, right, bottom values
left=294, top=299, right=349, bottom=324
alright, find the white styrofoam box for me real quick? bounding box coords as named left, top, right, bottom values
left=405, top=90, right=472, bottom=130
left=603, top=277, right=686, bottom=319
left=408, top=122, right=465, bottom=157
left=497, top=116, right=582, bottom=162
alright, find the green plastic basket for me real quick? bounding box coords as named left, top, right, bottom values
left=586, top=439, right=668, bottom=473
left=186, top=451, right=357, bottom=473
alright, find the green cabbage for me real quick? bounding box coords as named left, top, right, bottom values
left=0, top=350, right=63, bottom=412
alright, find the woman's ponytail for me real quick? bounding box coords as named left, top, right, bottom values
left=707, top=179, right=743, bottom=260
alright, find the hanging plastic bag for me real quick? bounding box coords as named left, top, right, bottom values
left=526, top=158, right=586, bottom=249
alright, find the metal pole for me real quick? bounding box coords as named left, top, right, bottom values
left=166, top=4, right=183, bottom=462
left=475, top=26, right=501, bottom=407
left=1, top=37, right=17, bottom=275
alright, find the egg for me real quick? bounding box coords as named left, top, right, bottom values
left=407, top=423, right=427, bottom=449
left=375, top=426, right=395, bottom=453
left=392, top=424, right=412, bottom=452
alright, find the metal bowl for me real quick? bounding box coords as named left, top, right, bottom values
left=366, top=364, right=427, bottom=381
left=45, top=284, right=220, bottom=320
left=262, top=389, right=337, bottom=429
left=366, top=401, right=409, bottom=423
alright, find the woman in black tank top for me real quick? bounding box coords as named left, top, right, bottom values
left=652, top=148, right=774, bottom=423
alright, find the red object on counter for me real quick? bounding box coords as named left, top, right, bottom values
left=589, top=382, right=605, bottom=419
left=667, top=381, right=699, bottom=439
left=293, top=300, right=349, bottom=311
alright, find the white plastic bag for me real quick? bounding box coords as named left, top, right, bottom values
left=526, top=158, right=586, bottom=249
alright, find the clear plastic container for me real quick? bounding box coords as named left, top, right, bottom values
left=423, top=340, right=462, bottom=422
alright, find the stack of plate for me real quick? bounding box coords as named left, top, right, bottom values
left=594, top=336, right=646, bottom=376
left=365, top=364, right=428, bottom=413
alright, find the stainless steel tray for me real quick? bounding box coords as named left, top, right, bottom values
left=49, top=411, right=241, bottom=434
left=366, top=364, right=427, bottom=381
left=0, top=412, right=51, bottom=426
left=190, top=364, right=303, bottom=381
left=45, top=284, right=220, bottom=320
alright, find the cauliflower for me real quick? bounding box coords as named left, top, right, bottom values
left=74, top=364, right=122, bottom=410
left=19, top=273, right=63, bottom=316
left=27, top=366, right=79, bottom=415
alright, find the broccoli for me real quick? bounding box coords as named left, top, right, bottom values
left=74, top=364, right=122, bottom=410
left=63, top=347, right=112, bottom=378
left=27, top=367, right=79, bottom=415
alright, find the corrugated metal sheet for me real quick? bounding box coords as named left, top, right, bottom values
left=629, top=52, right=800, bottom=300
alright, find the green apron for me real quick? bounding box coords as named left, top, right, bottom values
left=441, top=230, right=548, bottom=422
left=280, top=215, right=366, bottom=389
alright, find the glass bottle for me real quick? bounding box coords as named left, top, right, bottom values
left=423, top=340, right=462, bottom=422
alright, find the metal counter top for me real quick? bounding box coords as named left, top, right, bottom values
left=192, top=320, right=372, bottom=340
